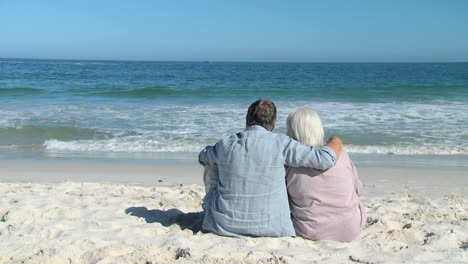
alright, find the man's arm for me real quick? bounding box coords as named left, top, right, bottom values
left=198, top=144, right=219, bottom=166
left=203, top=164, right=219, bottom=193
left=325, top=136, right=342, bottom=160
left=284, top=137, right=342, bottom=170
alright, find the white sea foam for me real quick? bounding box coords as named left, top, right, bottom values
left=344, top=144, right=468, bottom=155
left=43, top=138, right=207, bottom=153
left=42, top=138, right=468, bottom=155
left=4, top=100, right=468, bottom=156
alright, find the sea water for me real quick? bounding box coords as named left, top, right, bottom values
left=1, top=59, right=467, bottom=168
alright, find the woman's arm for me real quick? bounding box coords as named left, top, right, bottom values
left=350, top=159, right=363, bottom=196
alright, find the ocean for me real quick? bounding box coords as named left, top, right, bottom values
left=1, top=58, right=467, bottom=168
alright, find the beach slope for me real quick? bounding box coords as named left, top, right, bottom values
left=0, top=163, right=467, bottom=263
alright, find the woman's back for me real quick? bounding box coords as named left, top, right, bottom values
left=286, top=150, right=366, bottom=242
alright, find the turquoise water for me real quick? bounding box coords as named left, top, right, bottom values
left=1, top=58, right=468, bottom=165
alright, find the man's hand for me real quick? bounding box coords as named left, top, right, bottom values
left=325, top=136, right=342, bottom=160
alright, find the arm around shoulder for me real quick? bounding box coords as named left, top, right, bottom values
left=283, top=137, right=338, bottom=170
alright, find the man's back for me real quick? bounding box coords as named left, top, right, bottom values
left=199, top=125, right=337, bottom=237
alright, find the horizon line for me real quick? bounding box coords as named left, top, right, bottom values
left=1, top=56, right=467, bottom=64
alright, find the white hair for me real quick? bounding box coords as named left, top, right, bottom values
left=286, top=108, right=324, bottom=147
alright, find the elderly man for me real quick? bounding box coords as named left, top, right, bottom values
left=199, top=99, right=342, bottom=237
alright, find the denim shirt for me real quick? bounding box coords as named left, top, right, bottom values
left=199, top=125, right=337, bottom=237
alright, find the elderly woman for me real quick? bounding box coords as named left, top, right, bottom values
left=286, top=108, right=366, bottom=242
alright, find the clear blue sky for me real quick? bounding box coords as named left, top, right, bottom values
left=1, top=0, right=467, bottom=62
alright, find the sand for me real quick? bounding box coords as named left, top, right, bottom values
left=0, top=162, right=467, bottom=263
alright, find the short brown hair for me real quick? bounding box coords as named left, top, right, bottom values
left=246, top=99, right=277, bottom=131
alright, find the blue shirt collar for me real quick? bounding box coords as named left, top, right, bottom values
left=245, top=125, right=269, bottom=132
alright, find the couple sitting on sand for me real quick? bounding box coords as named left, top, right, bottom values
left=199, top=99, right=366, bottom=241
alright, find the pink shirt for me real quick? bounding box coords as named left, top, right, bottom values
left=286, top=150, right=366, bottom=242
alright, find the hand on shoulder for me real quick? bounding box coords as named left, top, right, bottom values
left=325, top=136, right=343, bottom=159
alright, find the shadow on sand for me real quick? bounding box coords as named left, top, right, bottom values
left=125, top=207, right=205, bottom=233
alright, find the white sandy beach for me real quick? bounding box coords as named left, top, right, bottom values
left=1, top=162, right=467, bottom=264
